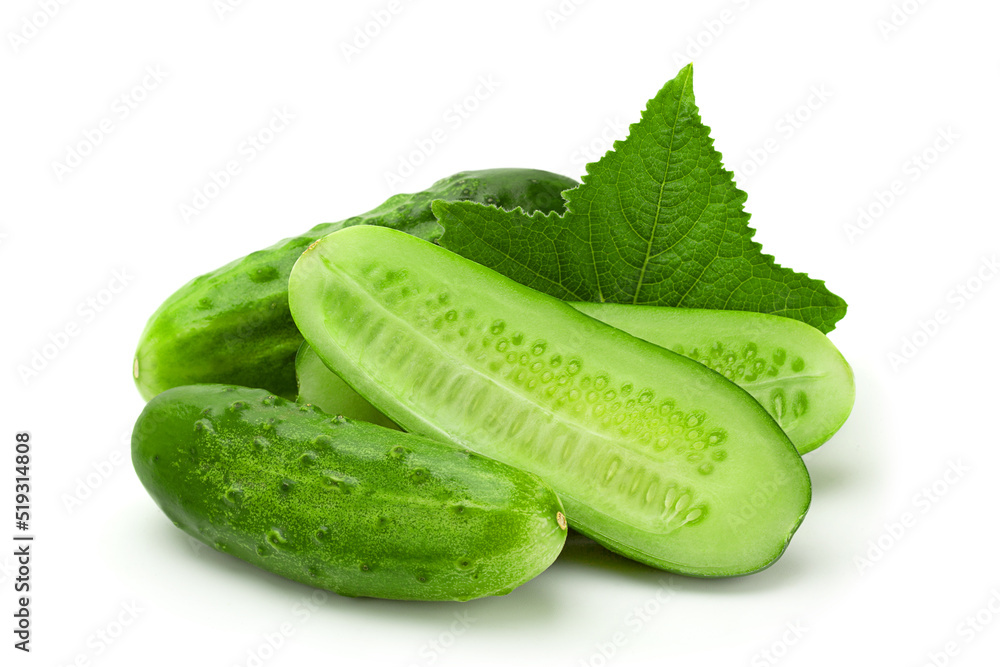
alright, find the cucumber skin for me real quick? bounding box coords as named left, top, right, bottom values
left=133, top=169, right=579, bottom=401
left=570, top=303, right=856, bottom=454
left=289, top=226, right=811, bottom=577
left=131, top=384, right=567, bottom=602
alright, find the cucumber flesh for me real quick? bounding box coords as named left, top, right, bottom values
left=289, top=226, right=811, bottom=577
left=296, top=303, right=854, bottom=454
left=131, top=384, right=567, bottom=601
left=570, top=303, right=855, bottom=454
left=295, top=341, right=400, bottom=430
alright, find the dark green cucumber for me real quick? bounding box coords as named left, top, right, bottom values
left=288, top=226, right=811, bottom=577
left=570, top=303, right=855, bottom=454
left=296, top=302, right=854, bottom=454
left=133, top=169, right=578, bottom=401
left=131, top=384, right=567, bottom=601
left=296, top=341, right=400, bottom=430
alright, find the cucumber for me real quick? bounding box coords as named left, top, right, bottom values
left=131, top=384, right=567, bottom=601
left=133, top=168, right=579, bottom=401
left=296, top=302, right=854, bottom=453
left=288, top=226, right=811, bottom=577
left=570, top=303, right=855, bottom=454
left=295, top=341, right=400, bottom=430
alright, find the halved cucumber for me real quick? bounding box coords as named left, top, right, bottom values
left=295, top=341, right=400, bottom=430
left=289, top=226, right=811, bottom=577
left=296, top=302, right=854, bottom=453
left=570, top=303, right=855, bottom=453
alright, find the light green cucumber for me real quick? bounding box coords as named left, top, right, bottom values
left=296, top=303, right=854, bottom=454
left=133, top=168, right=578, bottom=401
left=570, top=303, right=855, bottom=454
left=295, top=341, right=399, bottom=430
left=131, top=384, right=567, bottom=601
left=288, top=226, right=811, bottom=577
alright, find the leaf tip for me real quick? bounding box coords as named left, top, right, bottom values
left=430, top=198, right=453, bottom=219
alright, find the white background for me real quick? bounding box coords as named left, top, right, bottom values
left=2, top=1, right=998, bottom=666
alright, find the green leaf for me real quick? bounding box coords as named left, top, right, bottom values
left=433, top=65, right=847, bottom=333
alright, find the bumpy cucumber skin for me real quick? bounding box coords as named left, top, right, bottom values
left=131, top=384, right=567, bottom=601
left=296, top=341, right=400, bottom=430
left=289, top=226, right=811, bottom=578
left=133, top=169, right=579, bottom=401
left=570, top=303, right=855, bottom=454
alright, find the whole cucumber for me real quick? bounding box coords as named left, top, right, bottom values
left=289, top=226, right=811, bottom=577
left=131, top=384, right=568, bottom=601
left=133, top=169, right=578, bottom=401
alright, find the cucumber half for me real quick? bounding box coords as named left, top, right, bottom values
left=296, top=301, right=855, bottom=454
left=288, top=226, right=811, bottom=577
left=570, top=303, right=855, bottom=454
left=295, top=340, right=400, bottom=430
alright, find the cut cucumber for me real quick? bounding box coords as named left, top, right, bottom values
left=132, top=384, right=567, bottom=601
left=296, top=341, right=400, bottom=430
left=288, top=226, right=811, bottom=577
left=296, top=302, right=854, bottom=453
left=570, top=303, right=855, bottom=453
